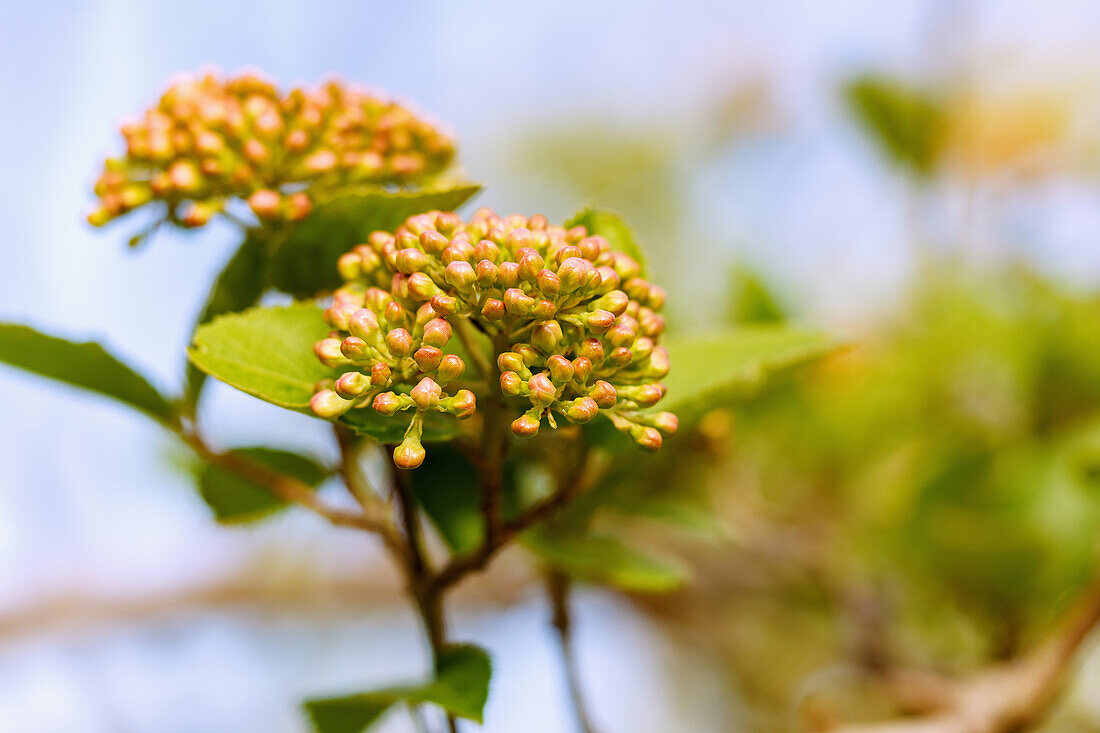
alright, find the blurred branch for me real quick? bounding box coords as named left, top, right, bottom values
left=547, top=570, right=598, bottom=733
left=829, top=576, right=1100, bottom=733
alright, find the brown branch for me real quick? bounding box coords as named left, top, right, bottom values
left=180, top=428, right=406, bottom=557
left=828, top=577, right=1100, bottom=733
left=548, top=570, right=599, bottom=733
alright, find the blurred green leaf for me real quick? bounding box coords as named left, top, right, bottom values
left=564, top=207, right=648, bottom=277
left=0, top=323, right=173, bottom=423
left=187, top=303, right=459, bottom=441
left=660, top=326, right=837, bottom=425
left=524, top=529, right=688, bottom=592
left=727, top=265, right=786, bottom=325
left=198, top=447, right=327, bottom=523
left=269, top=183, right=482, bottom=298
left=410, top=446, right=484, bottom=555
left=184, top=231, right=272, bottom=410
left=304, top=644, right=492, bottom=731
left=845, top=75, right=947, bottom=176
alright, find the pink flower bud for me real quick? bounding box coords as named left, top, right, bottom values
left=370, top=362, right=392, bottom=386
left=474, top=240, right=501, bottom=262
left=413, top=346, right=444, bottom=372
left=585, top=309, right=616, bottom=333
left=558, top=257, right=593, bottom=293
left=373, top=391, right=404, bottom=416
left=315, top=338, right=349, bottom=367
left=634, top=426, right=662, bottom=452
left=445, top=261, right=476, bottom=289
left=437, top=354, right=465, bottom=383
left=531, top=300, right=557, bottom=319
left=348, top=309, right=380, bottom=340
left=475, top=259, right=499, bottom=287
left=518, top=250, right=544, bottom=281
left=422, top=318, right=452, bottom=347
left=608, top=347, right=633, bottom=367
left=590, top=380, right=617, bottom=409
left=607, top=324, right=636, bottom=348
left=546, top=355, right=574, bottom=384
left=564, top=396, right=599, bottom=423
left=411, top=377, right=442, bottom=409
left=340, top=336, right=370, bottom=361
left=396, top=248, right=430, bottom=274
left=504, top=288, right=534, bottom=316
left=481, top=299, right=505, bottom=321
left=500, top=371, right=526, bottom=396
left=572, top=357, right=593, bottom=384
left=335, top=371, right=370, bottom=398
left=248, top=189, right=281, bottom=220
left=511, top=413, right=541, bottom=437
left=531, top=320, right=563, bottom=353
left=578, top=339, right=604, bottom=363
left=385, top=328, right=413, bottom=357
left=646, top=286, right=667, bottom=310
left=653, top=412, right=678, bottom=434
left=311, top=389, right=353, bottom=418
left=497, top=352, right=529, bottom=376
left=554, top=246, right=583, bottom=264
left=393, top=437, right=426, bottom=469
left=528, top=373, right=557, bottom=407
left=499, top=261, right=521, bottom=289
left=430, top=294, right=459, bottom=316
left=419, top=230, right=449, bottom=254
left=408, top=272, right=441, bottom=300
left=446, top=389, right=477, bottom=419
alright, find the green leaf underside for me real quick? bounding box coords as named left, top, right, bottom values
left=198, top=447, right=327, bottom=523
left=564, top=207, right=648, bottom=277
left=270, top=183, right=483, bottom=298
left=523, top=529, right=688, bottom=593
left=410, top=446, right=484, bottom=555
left=184, top=231, right=272, bottom=409
left=304, top=644, right=492, bottom=732
left=187, top=302, right=459, bottom=441
left=0, top=322, right=173, bottom=423
left=659, top=326, right=837, bottom=424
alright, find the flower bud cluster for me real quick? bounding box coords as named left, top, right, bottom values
left=313, top=208, right=676, bottom=467
left=89, top=71, right=455, bottom=229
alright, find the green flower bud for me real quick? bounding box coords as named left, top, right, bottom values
left=445, top=261, right=476, bottom=290
left=504, top=288, right=534, bottom=316
left=408, top=272, right=442, bottom=301
left=590, top=380, right=617, bottom=409
left=396, top=248, right=430, bottom=274
left=558, top=257, right=593, bottom=293
left=546, top=355, right=574, bottom=384
left=315, top=338, right=351, bottom=367
left=497, top=352, right=531, bottom=378
left=531, top=320, right=563, bottom=353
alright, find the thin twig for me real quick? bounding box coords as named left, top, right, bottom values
left=179, top=428, right=406, bottom=557
left=548, top=570, right=598, bottom=733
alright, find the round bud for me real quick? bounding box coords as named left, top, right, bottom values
left=536, top=270, right=561, bottom=297
left=370, top=362, right=392, bottom=386
left=311, top=389, right=352, bottom=418
left=546, top=355, right=574, bottom=384
left=422, top=318, right=452, bottom=348
left=653, top=412, right=679, bottom=434
left=531, top=320, right=563, bottom=353
left=430, top=294, right=459, bottom=316
left=335, top=371, right=370, bottom=398
left=410, top=377, right=442, bottom=409
left=396, top=248, right=430, bottom=274
left=500, top=371, right=525, bottom=396
left=413, top=346, right=444, bottom=372
left=564, top=396, right=599, bottom=424
left=558, top=257, right=593, bottom=293
left=481, top=299, right=506, bottom=321
left=408, top=272, right=441, bottom=300
left=340, top=336, right=370, bottom=361
left=578, top=339, right=605, bottom=363
left=393, top=438, right=426, bottom=469
left=571, top=357, right=593, bottom=384
left=437, top=354, right=465, bottom=383
left=385, top=328, right=413, bottom=357
left=634, top=426, right=663, bottom=452
left=528, top=373, right=557, bottom=407
left=447, top=389, right=477, bottom=419
left=373, top=391, right=403, bottom=416
left=348, top=309, right=380, bottom=340
left=590, top=380, right=617, bottom=409
left=445, top=261, right=476, bottom=289
left=511, top=413, right=541, bottom=437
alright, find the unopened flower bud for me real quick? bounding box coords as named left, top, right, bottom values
left=413, top=346, right=444, bottom=372
left=408, top=272, right=442, bottom=300
left=430, top=294, right=459, bottom=316
left=546, top=354, right=574, bottom=384
left=340, top=336, right=370, bottom=361
left=564, top=396, right=599, bottom=423
left=653, top=411, right=678, bottom=434
left=511, top=412, right=542, bottom=437
left=437, top=354, right=465, bottom=383
left=311, top=389, right=353, bottom=418
left=315, top=338, right=350, bottom=367
left=445, top=261, right=476, bottom=289
left=558, top=257, right=593, bottom=293
left=444, top=389, right=477, bottom=418
left=396, top=248, right=430, bottom=274
left=607, top=324, right=636, bottom=348
left=348, top=309, right=380, bottom=340
left=385, top=328, right=413, bottom=356
left=504, top=288, right=534, bottom=316
left=422, top=318, right=452, bottom=347
left=481, top=299, right=505, bottom=320
left=531, top=320, right=563, bottom=353
left=572, top=357, right=593, bottom=383
left=410, top=377, right=442, bottom=409
left=578, top=338, right=604, bottom=363
left=335, top=371, right=370, bottom=398
left=393, top=435, right=426, bottom=469
left=248, top=189, right=281, bottom=220
left=373, top=391, right=405, bottom=416
left=537, top=270, right=561, bottom=297
left=419, top=229, right=449, bottom=254
left=370, top=361, right=392, bottom=386
left=528, top=373, right=557, bottom=407
left=500, top=371, right=526, bottom=396
left=634, top=426, right=662, bottom=452
left=590, top=380, right=617, bottom=409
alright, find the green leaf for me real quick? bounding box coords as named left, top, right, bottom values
left=188, top=302, right=332, bottom=409
left=304, top=644, right=492, bottom=732
left=409, top=446, right=484, bottom=555
left=845, top=75, right=947, bottom=177
left=184, top=231, right=272, bottom=410
left=660, top=326, right=837, bottom=425
left=524, top=530, right=688, bottom=593
left=269, top=183, right=483, bottom=298
left=198, top=447, right=327, bottom=523
left=187, top=303, right=459, bottom=441
left=0, top=322, right=174, bottom=423
left=564, top=207, right=648, bottom=277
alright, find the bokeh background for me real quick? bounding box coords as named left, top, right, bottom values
left=4, top=1, right=1100, bottom=731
